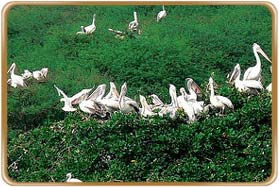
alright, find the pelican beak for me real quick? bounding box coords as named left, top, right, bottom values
left=7, top=63, right=15, bottom=74
left=258, top=48, right=272, bottom=63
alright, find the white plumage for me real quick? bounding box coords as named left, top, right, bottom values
left=243, top=43, right=271, bottom=81
left=54, top=85, right=92, bottom=112
left=66, top=173, right=82, bottom=182
left=128, top=12, right=139, bottom=32
left=119, top=82, right=139, bottom=114
left=208, top=77, right=234, bottom=114
left=77, top=14, right=96, bottom=35
left=229, top=63, right=263, bottom=93
left=157, top=5, right=167, bottom=22
left=7, top=63, right=26, bottom=88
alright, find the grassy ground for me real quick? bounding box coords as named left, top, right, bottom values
left=7, top=5, right=272, bottom=182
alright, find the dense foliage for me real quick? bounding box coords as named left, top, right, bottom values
left=7, top=5, right=272, bottom=182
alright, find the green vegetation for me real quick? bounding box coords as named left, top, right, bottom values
left=7, top=5, right=272, bottom=182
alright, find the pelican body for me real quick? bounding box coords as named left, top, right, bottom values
left=208, top=77, right=234, bottom=114
left=139, top=95, right=156, bottom=117
left=77, top=14, right=96, bottom=35
left=128, top=12, right=139, bottom=32
left=7, top=63, right=26, bottom=88
left=243, top=43, right=271, bottom=81
left=66, top=173, right=82, bottom=182
left=119, top=82, right=139, bottom=114
left=158, top=84, right=178, bottom=119
left=229, top=63, right=263, bottom=93
left=157, top=5, right=167, bottom=22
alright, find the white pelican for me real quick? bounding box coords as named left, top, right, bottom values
left=149, top=94, right=164, bottom=111
left=177, top=88, right=196, bottom=122
left=32, top=68, right=48, bottom=81
left=128, top=12, right=139, bottom=32
left=229, top=63, right=263, bottom=93
left=108, top=28, right=126, bottom=39
left=97, top=82, right=120, bottom=113
left=77, top=14, right=96, bottom=35
left=266, top=66, right=272, bottom=92
left=79, top=84, right=107, bottom=118
left=139, top=95, right=156, bottom=117
left=208, top=77, right=234, bottom=114
left=66, top=173, right=82, bottom=182
left=21, top=70, right=32, bottom=79
left=243, top=43, right=271, bottom=81
left=54, top=85, right=92, bottom=112
left=119, top=82, right=139, bottom=114
left=158, top=84, right=178, bottom=119
left=157, top=5, right=167, bottom=22
left=7, top=63, right=26, bottom=88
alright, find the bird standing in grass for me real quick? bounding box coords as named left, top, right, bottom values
left=243, top=43, right=271, bottom=81
left=208, top=77, right=234, bottom=115
left=66, top=173, right=82, bottom=182
left=229, top=63, right=263, bottom=93
left=32, top=68, right=48, bottom=81
left=54, top=85, right=93, bottom=112
left=7, top=63, right=26, bottom=88
left=77, top=14, right=96, bottom=35
left=128, top=12, right=139, bottom=32
left=119, top=82, right=139, bottom=114
left=157, top=5, right=167, bottom=22
left=139, top=95, right=156, bottom=117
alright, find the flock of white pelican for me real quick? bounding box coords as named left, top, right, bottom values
left=51, top=42, right=271, bottom=122
left=77, top=6, right=167, bottom=37
left=7, top=63, right=48, bottom=88
left=7, top=42, right=272, bottom=122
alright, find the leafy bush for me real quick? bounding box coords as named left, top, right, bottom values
left=8, top=91, right=271, bottom=182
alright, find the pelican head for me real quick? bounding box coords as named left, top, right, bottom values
left=120, top=82, right=127, bottom=95
left=80, top=26, right=85, bottom=32
left=179, top=87, right=186, bottom=95
left=66, top=173, right=72, bottom=179
left=169, top=84, right=176, bottom=93
left=253, top=43, right=271, bottom=63
left=185, top=78, right=192, bottom=83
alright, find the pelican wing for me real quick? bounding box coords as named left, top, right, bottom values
left=71, top=88, right=93, bottom=105
left=243, top=67, right=252, bottom=81
left=84, top=102, right=106, bottom=117
left=87, top=84, right=106, bottom=101
left=126, top=99, right=139, bottom=113
left=216, top=95, right=234, bottom=109
left=242, top=80, right=263, bottom=89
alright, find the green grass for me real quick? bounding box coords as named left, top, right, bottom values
left=7, top=5, right=272, bottom=182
